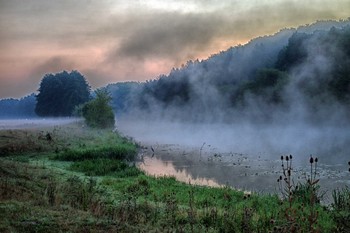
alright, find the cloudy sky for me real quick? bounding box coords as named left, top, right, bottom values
left=0, top=0, right=349, bottom=98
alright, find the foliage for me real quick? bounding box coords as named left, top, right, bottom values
left=35, top=70, right=91, bottom=117
left=232, top=68, right=289, bottom=105
left=275, top=32, right=311, bottom=71
left=82, top=89, right=115, bottom=128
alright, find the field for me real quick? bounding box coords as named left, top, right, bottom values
left=0, top=120, right=349, bottom=232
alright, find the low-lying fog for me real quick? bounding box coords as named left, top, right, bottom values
left=118, top=119, right=350, bottom=164
left=118, top=119, right=350, bottom=198
left=0, top=118, right=80, bottom=130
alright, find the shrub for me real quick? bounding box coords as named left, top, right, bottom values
left=82, top=89, right=115, bottom=128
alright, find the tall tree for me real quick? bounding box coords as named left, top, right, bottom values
left=35, top=71, right=91, bottom=117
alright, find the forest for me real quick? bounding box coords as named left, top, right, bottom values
left=113, top=23, right=350, bottom=124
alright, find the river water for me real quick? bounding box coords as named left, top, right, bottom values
left=118, top=119, right=350, bottom=201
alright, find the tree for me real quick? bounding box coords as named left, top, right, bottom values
left=35, top=70, right=91, bottom=117
left=82, top=89, right=115, bottom=128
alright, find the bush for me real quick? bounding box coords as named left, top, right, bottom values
left=82, top=89, right=115, bottom=128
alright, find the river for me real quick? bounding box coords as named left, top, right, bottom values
left=118, top=119, right=350, bottom=201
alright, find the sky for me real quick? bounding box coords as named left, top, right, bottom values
left=0, top=0, right=349, bottom=99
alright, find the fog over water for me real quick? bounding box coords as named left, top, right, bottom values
left=118, top=119, right=350, bottom=164
left=118, top=118, right=350, bottom=196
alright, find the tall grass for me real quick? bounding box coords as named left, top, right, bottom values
left=70, top=158, right=142, bottom=177
left=53, top=144, right=137, bottom=161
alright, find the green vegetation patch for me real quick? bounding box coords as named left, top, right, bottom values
left=70, top=158, right=142, bottom=177
left=54, top=144, right=137, bottom=162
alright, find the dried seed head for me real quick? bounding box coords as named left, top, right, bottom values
left=315, top=157, right=318, bottom=163
left=310, top=156, right=314, bottom=164
left=348, top=161, right=350, bottom=166
left=288, top=169, right=291, bottom=176
left=289, top=154, right=293, bottom=160
left=286, top=156, right=289, bottom=161
left=281, top=156, right=284, bottom=161
left=279, top=176, right=282, bottom=180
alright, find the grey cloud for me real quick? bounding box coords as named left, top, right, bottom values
left=106, top=0, right=350, bottom=64
left=0, top=56, right=78, bottom=98
left=107, top=12, right=227, bottom=62
left=0, top=0, right=110, bottom=48
left=26, top=56, right=77, bottom=93
left=29, top=56, right=77, bottom=78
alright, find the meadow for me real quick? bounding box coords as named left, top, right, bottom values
left=0, top=122, right=349, bottom=232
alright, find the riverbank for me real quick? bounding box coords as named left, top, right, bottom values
left=0, top=120, right=348, bottom=232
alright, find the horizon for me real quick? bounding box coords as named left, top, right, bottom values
left=0, top=0, right=349, bottom=99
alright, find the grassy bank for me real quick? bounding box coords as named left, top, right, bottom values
left=0, top=123, right=349, bottom=232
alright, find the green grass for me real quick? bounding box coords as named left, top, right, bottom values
left=53, top=144, right=137, bottom=162
left=69, top=158, right=142, bottom=177
left=0, top=123, right=349, bottom=232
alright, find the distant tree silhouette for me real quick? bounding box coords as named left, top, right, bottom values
left=0, top=94, right=36, bottom=119
left=35, top=71, right=91, bottom=117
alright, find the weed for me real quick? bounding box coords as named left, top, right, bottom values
left=241, top=207, right=254, bottom=233
left=306, top=155, right=320, bottom=232
left=332, top=186, right=350, bottom=232
left=163, top=191, right=179, bottom=229
left=187, top=187, right=196, bottom=233
left=60, top=175, right=98, bottom=211
left=46, top=177, right=56, bottom=206
left=275, top=155, right=324, bottom=232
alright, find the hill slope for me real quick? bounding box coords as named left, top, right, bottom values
left=109, top=20, right=350, bottom=124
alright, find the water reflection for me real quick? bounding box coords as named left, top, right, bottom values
left=137, top=156, right=222, bottom=187
left=136, top=144, right=350, bottom=194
